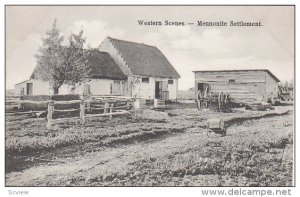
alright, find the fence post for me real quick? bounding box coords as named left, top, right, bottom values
left=87, top=101, right=91, bottom=112
left=17, top=97, right=22, bottom=110
left=47, top=101, right=54, bottom=130
left=109, top=103, right=113, bottom=118
left=104, top=102, right=108, bottom=114
left=133, top=98, right=140, bottom=110
left=80, top=100, right=85, bottom=125
left=132, top=98, right=140, bottom=118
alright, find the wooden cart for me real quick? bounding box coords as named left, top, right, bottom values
left=196, top=88, right=231, bottom=112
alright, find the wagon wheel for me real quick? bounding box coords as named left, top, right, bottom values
left=203, top=87, right=209, bottom=109
left=203, top=86, right=208, bottom=98
left=224, top=94, right=228, bottom=104
left=218, top=92, right=223, bottom=111
left=224, top=94, right=229, bottom=111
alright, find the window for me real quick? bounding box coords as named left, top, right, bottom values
left=168, top=80, right=174, bottom=84
left=142, top=77, right=149, bottom=83
left=229, top=79, right=235, bottom=83
left=20, top=88, right=24, bottom=95
left=110, top=83, right=113, bottom=94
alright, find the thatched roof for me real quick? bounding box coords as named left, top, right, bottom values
left=31, top=49, right=127, bottom=81
left=108, top=37, right=180, bottom=79
left=86, top=50, right=127, bottom=80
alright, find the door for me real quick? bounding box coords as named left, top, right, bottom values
left=26, top=83, right=33, bottom=95
left=155, top=81, right=162, bottom=99
left=162, top=81, right=169, bottom=100
left=113, top=81, right=121, bottom=95
left=198, top=83, right=209, bottom=92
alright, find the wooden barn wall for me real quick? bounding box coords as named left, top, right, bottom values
left=194, top=71, right=266, bottom=83
left=266, top=73, right=279, bottom=99
left=194, top=71, right=269, bottom=102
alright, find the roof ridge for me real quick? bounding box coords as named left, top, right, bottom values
left=108, top=36, right=156, bottom=48
left=106, top=36, right=180, bottom=79
left=192, top=69, right=271, bottom=72
left=192, top=69, right=279, bottom=82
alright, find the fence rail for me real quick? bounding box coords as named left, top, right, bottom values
left=6, top=95, right=139, bottom=130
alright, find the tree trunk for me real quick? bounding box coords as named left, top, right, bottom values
left=53, top=87, right=59, bottom=95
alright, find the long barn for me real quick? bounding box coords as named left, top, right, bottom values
left=193, top=69, right=280, bottom=103
left=15, top=37, right=180, bottom=101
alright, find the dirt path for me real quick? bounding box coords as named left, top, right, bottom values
left=6, top=107, right=294, bottom=186
left=6, top=127, right=208, bottom=186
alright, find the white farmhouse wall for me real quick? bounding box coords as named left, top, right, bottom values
left=132, top=76, right=155, bottom=99
left=131, top=76, right=178, bottom=100
left=88, top=79, right=113, bottom=95
left=32, top=80, right=51, bottom=95
left=168, top=79, right=178, bottom=100
left=15, top=78, right=125, bottom=96
left=15, top=79, right=50, bottom=96
left=65, top=79, right=125, bottom=96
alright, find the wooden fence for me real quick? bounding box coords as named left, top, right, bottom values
left=5, top=96, right=21, bottom=110
left=6, top=95, right=139, bottom=130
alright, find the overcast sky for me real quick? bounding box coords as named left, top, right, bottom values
left=6, top=6, right=294, bottom=90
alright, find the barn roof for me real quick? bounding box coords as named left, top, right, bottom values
left=31, top=49, right=127, bottom=81
left=107, top=37, right=180, bottom=78
left=192, top=69, right=280, bottom=82
left=15, top=79, right=32, bottom=86
left=86, top=50, right=127, bottom=80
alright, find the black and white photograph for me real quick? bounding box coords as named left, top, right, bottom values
left=4, top=5, right=295, bottom=189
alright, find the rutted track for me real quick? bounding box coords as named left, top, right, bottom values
left=6, top=108, right=291, bottom=173
left=6, top=110, right=293, bottom=186
left=6, top=106, right=293, bottom=186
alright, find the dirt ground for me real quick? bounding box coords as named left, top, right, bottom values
left=5, top=103, right=294, bottom=186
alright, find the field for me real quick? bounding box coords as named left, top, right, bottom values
left=5, top=102, right=294, bottom=186
left=177, top=90, right=194, bottom=100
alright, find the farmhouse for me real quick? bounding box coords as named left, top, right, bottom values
left=15, top=50, right=127, bottom=96
left=193, top=69, right=280, bottom=103
left=99, top=37, right=180, bottom=100
left=15, top=37, right=180, bottom=101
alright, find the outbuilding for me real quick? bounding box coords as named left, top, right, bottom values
left=193, top=69, right=280, bottom=103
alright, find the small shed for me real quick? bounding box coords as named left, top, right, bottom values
left=193, top=69, right=280, bottom=103
left=15, top=79, right=34, bottom=96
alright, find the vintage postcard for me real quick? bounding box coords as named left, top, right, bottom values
left=5, top=5, right=294, bottom=188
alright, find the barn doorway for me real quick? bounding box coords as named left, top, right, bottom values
left=197, top=83, right=209, bottom=92
left=155, top=81, right=162, bottom=99
left=26, top=83, right=33, bottom=95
